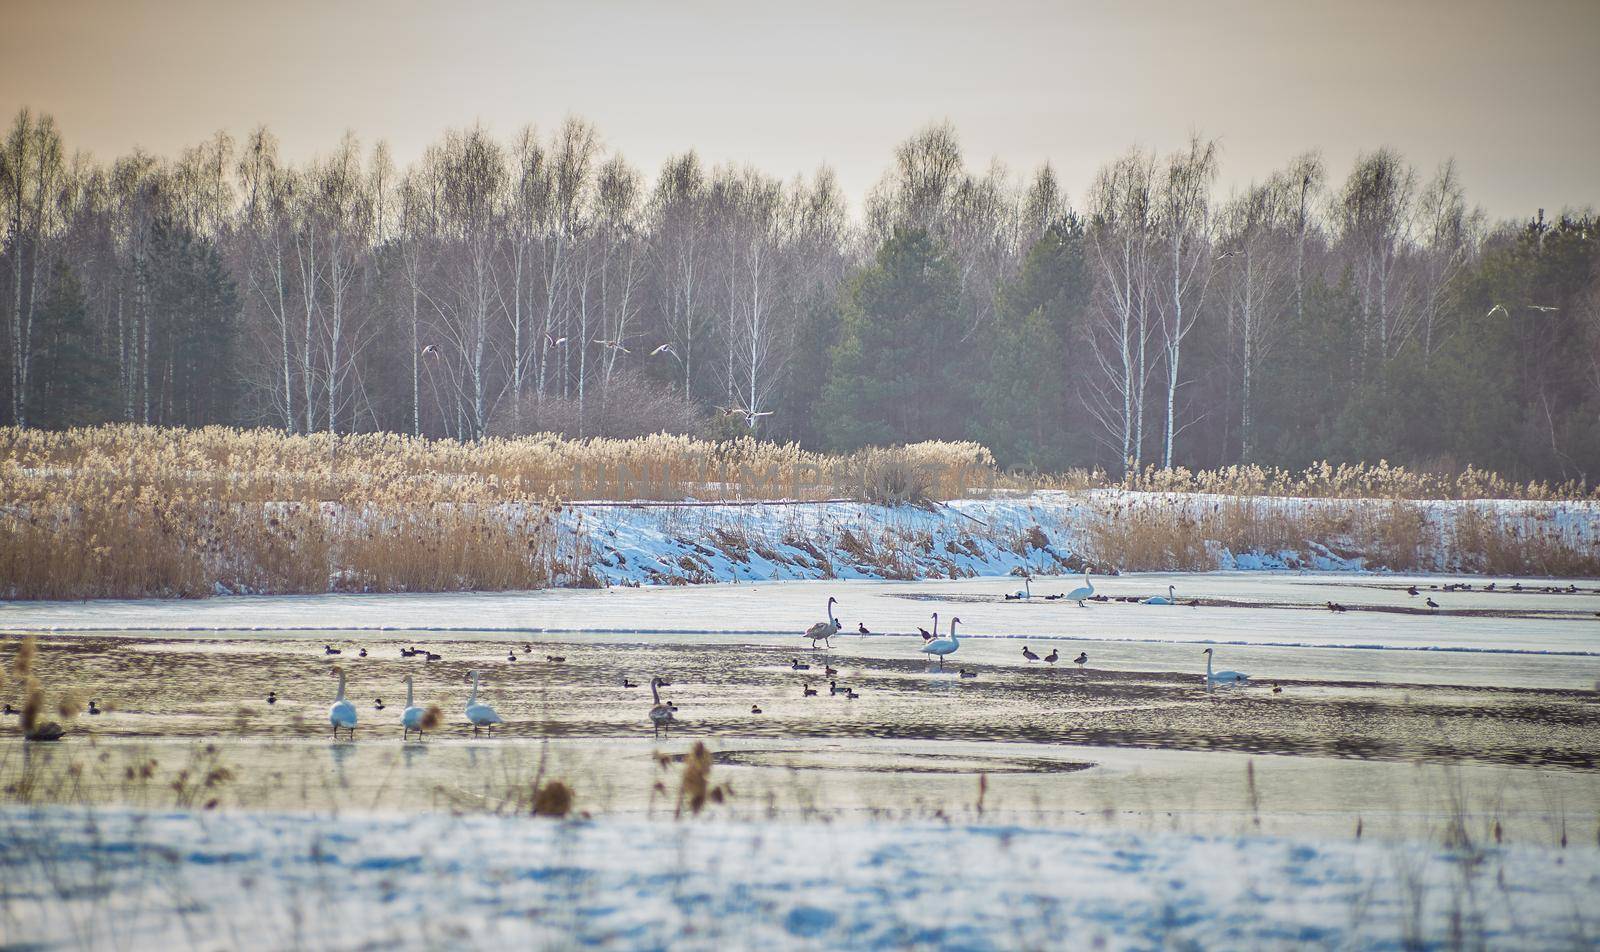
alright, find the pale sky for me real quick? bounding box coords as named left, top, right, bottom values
left=3, top=0, right=1597, bottom=221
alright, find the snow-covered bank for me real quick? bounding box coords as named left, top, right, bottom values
left=3, top=807, right=1595, bottom=950
left=572, top=493, right=1092, bottom=585
left=566, top=489, right=1600, bottom=585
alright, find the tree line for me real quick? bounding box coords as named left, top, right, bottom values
left=3, top=109, right=1597, bottom=481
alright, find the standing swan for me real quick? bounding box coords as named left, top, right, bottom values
left=921, top=616, right=962, bottom=667
left=328, top=666, right=357, bottom=739
left=1142, top=585, right=1177, bottom=606
left=1202, top=648, right=1249, bottom=690
left=805, top=596, right=840, bottom=649
left=464, top=670, right=503, bottom=736
left=1066, top=573, right=1095, bottom=607
left=401, top=675, right=426, bottom=740
left=649, top=677, right=674, bottom=737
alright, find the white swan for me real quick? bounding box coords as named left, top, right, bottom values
left=1066, top=572, right=1095, bottom=607
left=1203, top=648, right=1249, bottom=689
left=649, top=677, right=674, bottom=737
left=921, top=616, right=962, bottom=667
left=804, top=596, right=840, bottom=649
left=1007, top=577, right=1032, bottom=600
left=328, top=666, right=357, bottom=739
left=401, top=675, right=425, bottom=740
left=1142, top=584, right=1177, bottom=605
left=464, top=670, right=503, bottom=736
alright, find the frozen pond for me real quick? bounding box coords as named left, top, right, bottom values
left=3, top=573, right=1598, bottom=839
left=4, top=572, right=1600, bottom=949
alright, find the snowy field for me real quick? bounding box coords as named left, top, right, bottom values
left=5, top=807, right=1598, bottom=950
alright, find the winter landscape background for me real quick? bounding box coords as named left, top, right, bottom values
left=3, top=2, right=1599, bottom=950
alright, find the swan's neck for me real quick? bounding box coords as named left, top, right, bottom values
left=1206, top=654, right=1214, bottom=679
left=336, top=672, right=346, bottom=701
left=468, top=674, right=479, bottom=705
left=948, top=620, right=959, bottom=644
left=931, top=612, right=938, bottom=635
left=651, top=679, right=661, bottom=704
left=826, top=601, right=836, bottom=626
left=405, top=679, right=414, bottom=707
left=1169, top=585, right=1175, bottom=598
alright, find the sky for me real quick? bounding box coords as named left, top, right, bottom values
left=3, top=0, right=1597, bottom=222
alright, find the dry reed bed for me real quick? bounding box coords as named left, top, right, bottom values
left=1082, top=491, right=1600, bottom=575
left=4, top=426, right=1600, bottom=599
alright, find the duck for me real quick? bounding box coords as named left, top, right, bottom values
left=858, top=622, right=871, bottom=637
left=803, top=684, right=818, bottom=697
left=25, top=722, right=64, bottom=742
left=1425, top=597, right=1440, bottom=610
left=374, top=698, right=385, bottom=711
left=1406, top=585, right=1420, bottom=596
left=507, top=650, right=517, bottom=662
left=546, top=655, right=566, bottom=663
left=1272, top=683, right=1283, bottom=694
left=2, top=703, right=18, bottom=715
left=622, top=677, right=639, bottom=688
left=824, top=665, right=838, bottom=676
left=751, top=705, right=763, bottom=715
left=1073, top=652, right=1088, bottom=667
left=324, top=645, right=342, bottom=655
left=400, top=647, right=418, bottom=658
left=791, top=658, right=811, bottom=671
left=266, top=691, right=277, bottom=705
left=1327, top=601, right=1347, bottom=612
left=358, top=648, right=368, bottom=658
left=87, top=700, right=101, bottom=715
left=1044, top=649, right=1059, bottom=665
left=1022, top=645, right=1040, bottom=662
left=845, top=689, right=860, bottom=700
left=425, top=652, right=443, bottom=662
left=958, top=668, right=977, bottom=679
left=829, top=680, right=842, bottom=696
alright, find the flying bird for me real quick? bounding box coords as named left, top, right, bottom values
left=593, top=338, right=630, bottom=353
left=420, top=344, right=439, bottom=358
left=544, top=334, right=568, bottom=348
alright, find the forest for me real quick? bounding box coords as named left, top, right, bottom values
left=3, top=107, right=1597, bottom=481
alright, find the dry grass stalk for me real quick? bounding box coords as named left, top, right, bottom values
left=674, top=741, right=732, bottom=818
left=531, top=780, right=575, bottom=817
left=20, top=679, right=43, bottom=733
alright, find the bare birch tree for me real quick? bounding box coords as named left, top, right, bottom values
left=1155, top=136, right=1219, bottom=467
